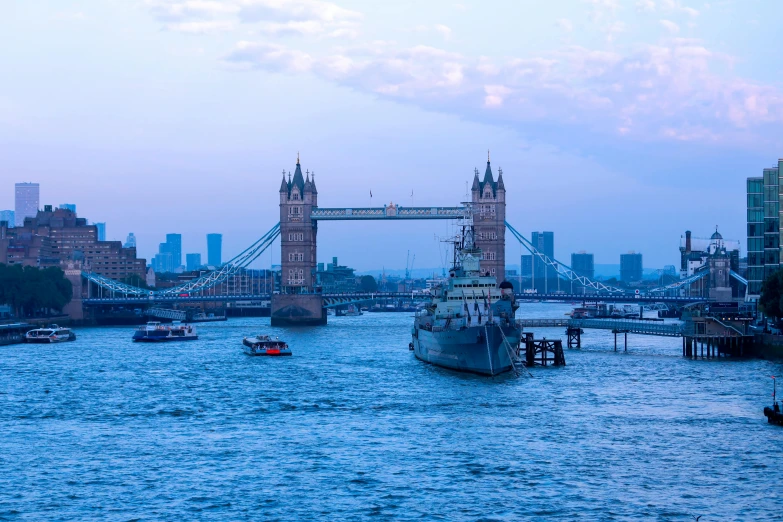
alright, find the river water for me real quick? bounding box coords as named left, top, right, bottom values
left=1, top=303, right=781, bottom=520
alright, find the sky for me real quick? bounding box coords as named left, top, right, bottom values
left=2, top=0, right=782, bottom=273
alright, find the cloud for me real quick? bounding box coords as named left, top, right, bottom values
left=224, top=36, right=783, bottom=146
left=659, top=19, right=680, bottom=33
left=659, top=0, right=699, bottom=16
left=636, top=0, right=656, bottom=11
left=146, top=0, right=362, bottom=37
left=434, top=24, right=452, bottom=40
left=165, top=20, right=234, bottom=33
left=556, top=18, right=574, bottom=32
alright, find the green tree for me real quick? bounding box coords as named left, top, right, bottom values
left=359, top=275, right=378, bottom=292
left=0, top=264, right=72, bottom=318
left=760, top=269, right=783, bottom=321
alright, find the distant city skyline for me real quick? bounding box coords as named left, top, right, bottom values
left=3, top=1, right=781, bottom=270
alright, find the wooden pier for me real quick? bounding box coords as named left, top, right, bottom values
left=518, top=333, right=566, bottom=367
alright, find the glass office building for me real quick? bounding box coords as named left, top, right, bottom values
left=747, top=159, right=783, bottom=298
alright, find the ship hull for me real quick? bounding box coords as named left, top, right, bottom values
left=413, top=325, right=518, bottom=376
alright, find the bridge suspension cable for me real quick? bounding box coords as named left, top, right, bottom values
left=648, top=269, right=708, bottom=294
left=504, top=221, right=624, bottom=294
left=83, top=223, right=281, bottom=296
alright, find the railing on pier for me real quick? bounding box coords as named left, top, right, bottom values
left=517, top=317, right=684, bottom=337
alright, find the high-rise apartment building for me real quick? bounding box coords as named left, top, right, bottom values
left=165, top=233, right=182, bottom=269
left=186, top=253, right=202, bottom=272
left=531, top=231, right=556, bottom=293
left=746, top=159, right=783, bottom=297
left=571, top=252, right=595, bottom=279
left=14, top=182, right=39, bottom=227
left=124, top=232, right=136, bottom=249
left=620, top=252, right=643, bottom=282
left=0, top=210, right=14, bottom=227
left=95, top=222, right=106, bottom=241
left=207, top=233, right=222, bottom=267
left=59, top=204, right=76, bottom=212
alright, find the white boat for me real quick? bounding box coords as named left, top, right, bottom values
left=242, top=335, right=291, bottom=356
left=132, top=321, right=198, bottom=342
left=25, top=325, right=76, bottom=343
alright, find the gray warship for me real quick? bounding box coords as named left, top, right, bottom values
left=411, top=225, right=521, bottom=376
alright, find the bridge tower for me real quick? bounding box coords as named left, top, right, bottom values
left=271, top=155, right=326, bottom=326
left=471, top=154, right=506, bottom=280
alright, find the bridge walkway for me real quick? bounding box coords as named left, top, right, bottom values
left=517, top=318, right=684, bottom=337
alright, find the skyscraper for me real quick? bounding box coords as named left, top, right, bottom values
left=0, top=210, right=14, bottom=227
left=124, top=232, right=136, bottom=249
left=620, top=252, right=643, bottom=282
left=531, top=231, right=556, bottom=293
left=59, top=204, right=76, bottom=212
left=14, top=182, right=39, bottom=227
left=95, top=222, right=106, bottom=241
left=207, top=233, right=222, bottom=267
left=571, top=252, right=595, bottom=279
left=165, top=233, right=182, bottom=268
left=746, top=160, right=783, bottom=298
left=186, top=253, right=202, bottom=272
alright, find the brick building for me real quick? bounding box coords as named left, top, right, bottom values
left=0, top=205, right=145, bottom=281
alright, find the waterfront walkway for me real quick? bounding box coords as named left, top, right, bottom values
left=518, top=318, right=684, bottom=337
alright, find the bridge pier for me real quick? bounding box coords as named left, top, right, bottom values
left=271, top=294, right=326, bottom=326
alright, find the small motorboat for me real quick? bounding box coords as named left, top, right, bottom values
left=243, top=335, right=291, bottom=356
left=25, top=325, right=76, bottom=343
left=132, top=321, right=198, bottom=342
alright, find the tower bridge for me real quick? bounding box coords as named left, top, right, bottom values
left=272, top=155, right=506, bottom=325
left=79, top=154, right=719, bottom=325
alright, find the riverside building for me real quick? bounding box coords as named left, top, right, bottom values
left=0, top=205, right=146, bottom=281
left=746, top=160, right=783, bottom=298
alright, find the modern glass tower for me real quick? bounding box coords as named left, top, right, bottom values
left=747, top=176, right=764, bottom=296
left=747, top=159, right=783, bottom=298
left=14, top=182, right=39, bottom=227
left=207, top=233, right=222, bottom=267
left=531, top=231, right=555, bottom=293
left=95, top=222, right=106, bottom=241
left=165, top=233, right=182, bottom=269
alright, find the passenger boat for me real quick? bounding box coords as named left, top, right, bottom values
left=242, top=335, right=291, bottom=356
left=25, top=325, right=76, bottom=343
left=338, top=305, right=362, bottom=317
left=132, top=321, right=198, bottom=342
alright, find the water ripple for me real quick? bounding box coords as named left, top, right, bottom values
left=1, top=305, right=782, bottom=520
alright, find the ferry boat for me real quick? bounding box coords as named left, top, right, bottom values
left=338, top=305, right=362, bottom=317
left=411, top=224, right=521, bottom=376
left=242, top=335, right=291, bottom=356
left=132, top=321, right=198, bottom=342
left=25, top=325, right=76, bottom=343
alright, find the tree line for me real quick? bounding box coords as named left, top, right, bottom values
left=0, top=264, right=73, bottom=318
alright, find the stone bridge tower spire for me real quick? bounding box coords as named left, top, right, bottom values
left=470, top=154, right=506, bottom=280
left=272, top=155, right=326, bottom=325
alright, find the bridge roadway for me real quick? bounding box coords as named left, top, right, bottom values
left=82, top=292, right=708, bottom=307
left=517, top=318, right=684, bottom=337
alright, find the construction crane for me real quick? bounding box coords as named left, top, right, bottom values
left=405, top=250, right=411, bottom=280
